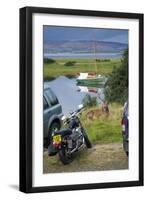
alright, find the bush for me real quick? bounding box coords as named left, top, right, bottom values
left=44, top=58, right=56, bottom=64
left=64, top=61, right=76, bottom=66
left=82, top=94, right=97, bottom=108
left=96, top=59, right=110, bottom=62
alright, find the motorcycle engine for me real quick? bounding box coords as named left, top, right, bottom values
left=68, top=128, right=83, bottom=149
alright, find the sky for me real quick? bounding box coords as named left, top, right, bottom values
left=43, top=26, right=128, bottom=44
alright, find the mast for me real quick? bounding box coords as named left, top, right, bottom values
left=93, top=37, right=98, bottom=74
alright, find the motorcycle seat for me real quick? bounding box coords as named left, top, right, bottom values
left=54, top=128, right=72, bottom=136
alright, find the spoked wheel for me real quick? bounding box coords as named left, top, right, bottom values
left=82, top=129, right=92, bottom=148
left=59, top=147, right=74, bottom=165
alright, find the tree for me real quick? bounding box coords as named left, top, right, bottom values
left=105, top=49, right=128, bottom=104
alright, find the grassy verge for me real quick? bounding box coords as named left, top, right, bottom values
left=44, top=58, right=121, bottom=81
left=80, top=103, right=122, bottom=144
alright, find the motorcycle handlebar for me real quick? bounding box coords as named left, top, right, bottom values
left=70, top=106, right=84, bottom=117
left=62, top=106, right=84, bottom=124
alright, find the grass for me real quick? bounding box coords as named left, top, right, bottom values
left=80, top=103, right=122, bottom=144
left=44, top=58, right=121, bottom=81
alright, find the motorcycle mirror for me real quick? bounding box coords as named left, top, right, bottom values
left=78, top=104, right=83, bottom=109
left=61, top=115, right=66, bottom=121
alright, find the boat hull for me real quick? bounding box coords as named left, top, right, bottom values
left=76, top=77, right=106, bottom=86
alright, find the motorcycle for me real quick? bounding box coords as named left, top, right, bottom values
left=48, top=104, right=92, bottom=165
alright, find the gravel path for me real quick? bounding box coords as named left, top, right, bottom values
left=43, top=142, right=128, bottom=173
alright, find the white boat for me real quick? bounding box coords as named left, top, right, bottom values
left=76, top=72, right=106, bottom=85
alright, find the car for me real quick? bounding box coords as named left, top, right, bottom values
left=121, top=102, right=129, bottom=156
left=43, top=88, right=63, bottom=147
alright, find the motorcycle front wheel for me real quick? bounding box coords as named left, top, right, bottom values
left=59, top=147, right=74, bottom=165
left=82, top=129, right=92, bottom=148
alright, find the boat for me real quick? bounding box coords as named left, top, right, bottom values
left=76, top=39, right=107, bottom=86
left=76, top=72, right=107, bottom=86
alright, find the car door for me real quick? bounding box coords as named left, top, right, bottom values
left=45, top=88, right=62, bottom=116
left=43, top=96, right=51, bottom=138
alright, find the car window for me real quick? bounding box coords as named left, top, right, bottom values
left=43, top=97, right=49, bottom=110
left=45, top=89, right=59, bottom=106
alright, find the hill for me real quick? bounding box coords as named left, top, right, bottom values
left=44, top=40, right=128, bottom=54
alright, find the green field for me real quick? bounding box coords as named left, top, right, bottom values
left=44, top=58, right=121, bottom=81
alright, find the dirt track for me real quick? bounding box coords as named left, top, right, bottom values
left=43, top=142, right=128, bottom=173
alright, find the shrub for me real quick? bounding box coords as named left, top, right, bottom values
left=64, top=61, right=76, bottom=66
left=96, top=59, right=110, bottom=62
left=44, top=58, right=56, bottom=64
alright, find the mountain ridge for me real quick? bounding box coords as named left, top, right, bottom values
left=44, top=40, right=128, bottom=53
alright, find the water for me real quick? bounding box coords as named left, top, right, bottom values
left=44, top=52, right=122, bottom=59
left=44, top=76, right=105, bottom=115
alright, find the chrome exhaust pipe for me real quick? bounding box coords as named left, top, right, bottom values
left=70, top=143, right=85, bottom=154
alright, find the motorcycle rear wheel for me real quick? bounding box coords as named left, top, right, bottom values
left=59, top=148, right=74, bottom=165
